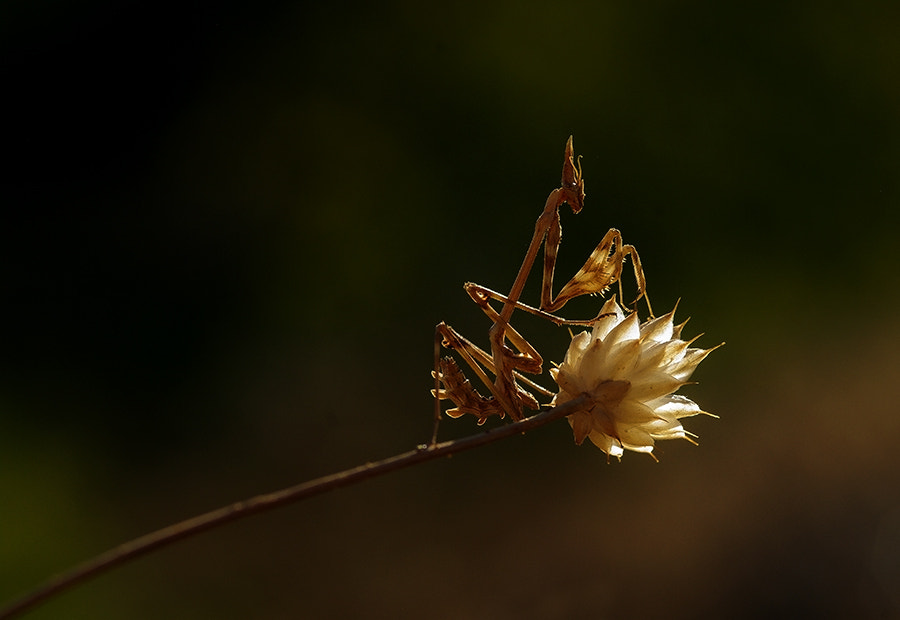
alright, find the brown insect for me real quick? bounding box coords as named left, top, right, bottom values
left=431, top=136, right=651, bottom=442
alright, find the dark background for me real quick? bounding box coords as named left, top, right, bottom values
left=2, top=1, right=899, bottom=618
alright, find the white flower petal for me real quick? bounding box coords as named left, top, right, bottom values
left=639, top=309, right=675, bottom=343
left=612, top=398, right=662, bottom=424
left=627, top=371, right=684, bottom=403
left=563, top=331, right=591, bottom=366
left=640, top=340, right=689, bottom=370
left=587, top=430, right=624, bottom=457
left=602, top=311, right=640, bottom=347
left=603, top=340, right=642, bottom=382
left=590, top=299, right=625, bottom=342
left=649, top=427, right=687, bottom=441
left=618, top=426, right=655, bottom=451
left=643, top=416, right=685, bottom=436
left=648, top=394, right=704, bottom=419
left=668, top=346, right=720, bottom=381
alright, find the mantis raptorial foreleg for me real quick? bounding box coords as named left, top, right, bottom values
left=541, top=225, right=653, bottom=317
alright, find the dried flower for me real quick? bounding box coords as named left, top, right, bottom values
left=550, top=298, right=720, bottom=460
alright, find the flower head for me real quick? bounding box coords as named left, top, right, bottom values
left=550, top=298, right=720, bottom=460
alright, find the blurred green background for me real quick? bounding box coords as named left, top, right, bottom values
left=2, top=1, right=899, bottom=618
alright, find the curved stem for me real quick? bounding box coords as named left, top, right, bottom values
left=0, top=395, right=589, bottom=620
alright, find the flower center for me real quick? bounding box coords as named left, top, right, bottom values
left=590, top=379, right=630, bottom=437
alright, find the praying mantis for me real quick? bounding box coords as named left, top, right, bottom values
left=432, top=136, right=652, bottom=442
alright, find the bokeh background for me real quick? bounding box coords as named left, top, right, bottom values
left=3, top=1, right=899, bottom=618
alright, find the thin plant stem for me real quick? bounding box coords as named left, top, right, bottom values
left=0, top=394, right=590, bottom=620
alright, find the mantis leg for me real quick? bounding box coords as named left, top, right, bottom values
left=541, top=227, right=653, bottom=316
left=463, top=283, right=598, bottom=327
left=433, top=322, right=540, bottom=426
